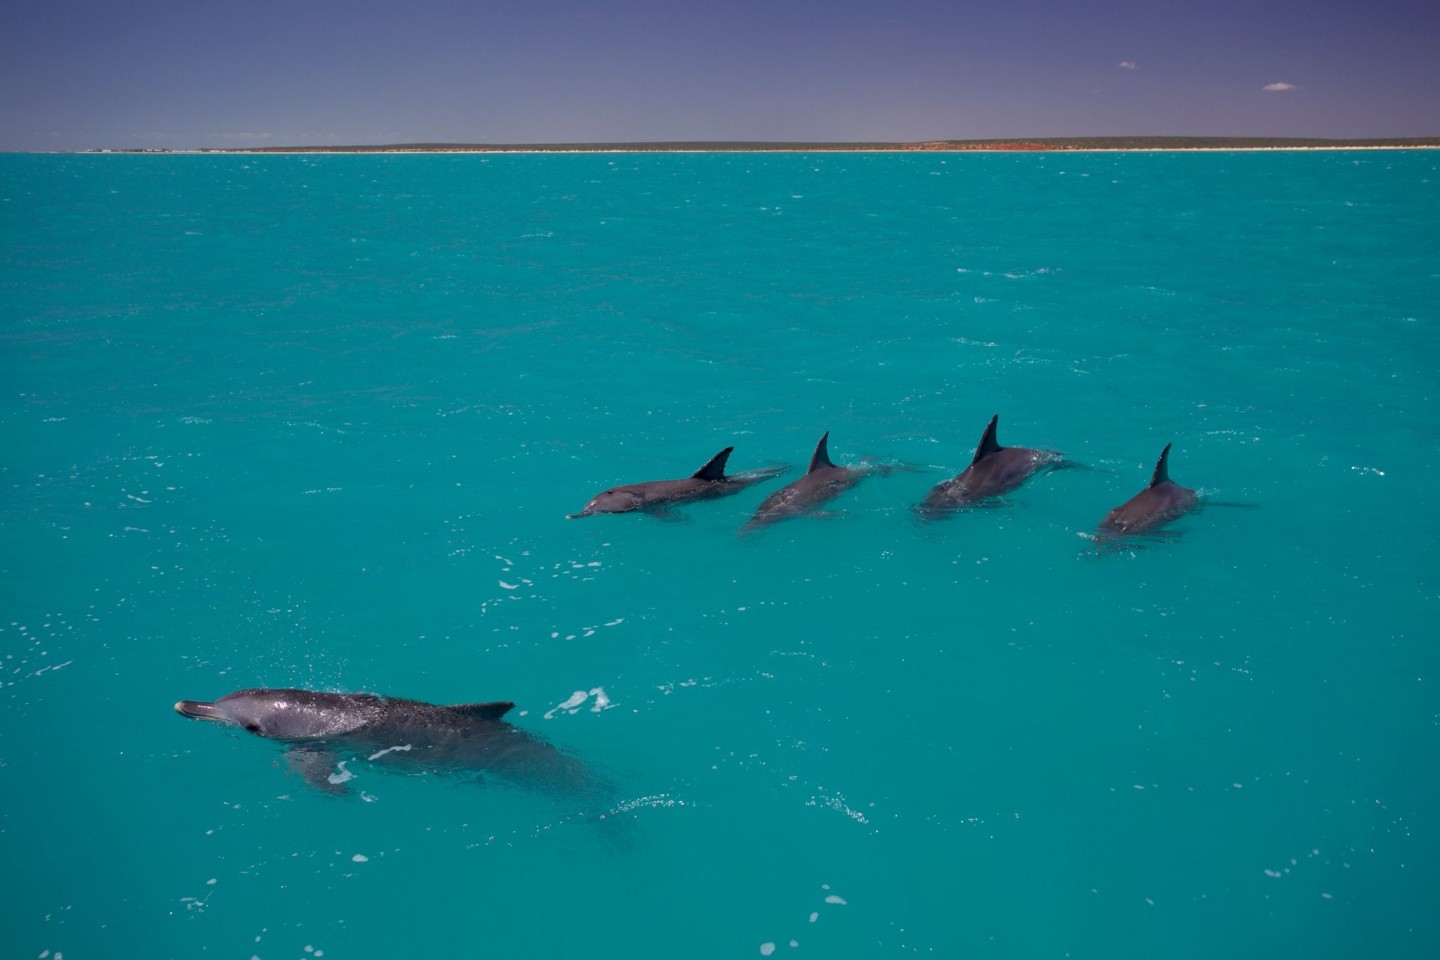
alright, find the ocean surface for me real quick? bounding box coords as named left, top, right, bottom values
left=2, top=149, right=1437, bottom=959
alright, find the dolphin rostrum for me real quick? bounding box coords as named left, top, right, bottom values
left=568, top=446, right=786, bottom=518
left=175, top=688, right=604, bottom=798
left=742, top=432, right=875, bottom=532
left=1095, top=443, right=1199, bottom=542
left=916, top=415, right=1065, bottom=518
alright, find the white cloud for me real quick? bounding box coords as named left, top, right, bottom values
left=1118, top=61, right=1138, bottom=70
left=1263, top=82, right=1298, bottom=92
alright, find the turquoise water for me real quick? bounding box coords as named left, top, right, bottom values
left=2, top=150, right=1437, bottom=958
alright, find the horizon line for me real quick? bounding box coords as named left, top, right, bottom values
left=57, top=135, right=1440, bottom=155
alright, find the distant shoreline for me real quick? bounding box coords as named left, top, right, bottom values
left=84, top=136, right=1440, bottom=155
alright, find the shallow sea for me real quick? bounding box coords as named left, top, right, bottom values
left=2, top=150, right=1438, bottom=958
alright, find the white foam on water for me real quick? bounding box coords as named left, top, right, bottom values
left=609, top=794, right=687, bottom=814
left=367, top=744, right=413, bottom=761
left=351, top=854, right=368, bottom=863
left=544, top=689, right=588, bottom=719
left=807, top=791, right=870, bottom=825
left=760, top=944, right=775, bottom=956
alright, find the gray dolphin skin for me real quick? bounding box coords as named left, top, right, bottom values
left=568, top=446, right=786, bottom=518
left=175, top=688, right=603, bottom=798
left=742, top=432, right=865, bottom=532
left=917, top=415, right=1064, bottom=518
left=1095, top=443, right=1199, bottom=541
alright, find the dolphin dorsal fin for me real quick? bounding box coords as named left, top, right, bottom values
left=692, top=447, right=733, bottom=481
left=808, top=432, right=834, bottom=473
left=449, top=700, right=514, bottom=720
left=1149, top=443, right=1174, bottom=488
left=971, top=415, right=1002, bottom=465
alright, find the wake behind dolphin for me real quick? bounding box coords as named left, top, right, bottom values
left=175, top=688, right=606, bottom=800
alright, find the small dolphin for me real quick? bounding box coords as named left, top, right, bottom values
left=917, top=415, right=1065, bottom=518
left=176, top=688, right=603, bottom=798
left=568, top=446, right=785, bottom=518
left=1095, top=443, right=1199, bottom=542
left=742, top=432, right=871, bottom=532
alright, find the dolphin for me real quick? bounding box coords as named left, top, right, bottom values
left=1095, top=443, right=1199, bottom=542
left=175, top=688, right=604, bottom=798
left=916, top=415, right=1065, bottom=518
left=568, top=446, right=786, bottom=518
left=742, top=432, right=871, bottom=532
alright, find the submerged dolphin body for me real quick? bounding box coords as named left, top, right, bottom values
left=917, top=415, right=1064, bottom=518
left=742, top=432, right=870, bottom=532
left=1095, top=443, right=1199, bottom=542
left=568, top=446, right=786, bottom=518
left=175, top=688, right=603, bottom=798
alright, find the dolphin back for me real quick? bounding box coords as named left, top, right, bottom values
left=446, top=700, right=515, bottom=721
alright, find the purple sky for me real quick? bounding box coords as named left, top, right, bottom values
left=3, top=0, right=1436, bottom=150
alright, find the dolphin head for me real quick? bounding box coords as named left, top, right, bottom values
left=567, top=488, right=642, bottom=518
left=175, top=688, right=377, bottom=740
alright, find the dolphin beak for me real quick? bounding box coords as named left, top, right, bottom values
left=175, top=700, right=224, bottom=721
left=565, top=512, right=587, bottom=520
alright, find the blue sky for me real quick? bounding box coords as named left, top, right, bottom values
left=2, top=0, right=1436, bottom=150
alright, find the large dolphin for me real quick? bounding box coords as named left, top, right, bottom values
left=1095, top=443, right=1199, bottom=542
left=568, top=446, right=786, bottom=518
left=742, top=432, right=872, bottom=532
left=917, top=415, right=1065, bottom=518
left=175, top=688, right=604, bottom=798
